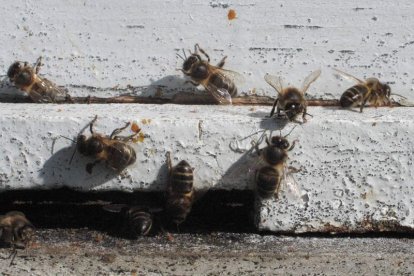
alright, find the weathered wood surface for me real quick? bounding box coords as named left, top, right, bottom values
left=0, top=0, right=413, bottom=101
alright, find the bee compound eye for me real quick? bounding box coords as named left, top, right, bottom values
left=7, top=62, right=23, bottom=79
left=15, top=70, right=33, bottom=86
left=193, top=65, right=208, bottom=78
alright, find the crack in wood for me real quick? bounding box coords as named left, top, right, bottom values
left=1, top=93, right=410, bottom=107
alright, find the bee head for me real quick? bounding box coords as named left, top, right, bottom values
left=77, top=135, right=104, bottom=156
left=130, top=215, right=152, bottom=237
left=7, top=62, right=24, bottom=79
left=14, top=69, right=34, bottom=87
left=182, top=55, right=199, bottom=73
left=285, top=103, right=303, bottom=121
left=20, top=224, right=35, bottom=242
left=87, top=137, right=104, bottom=155
left=383, top=83, right=391, bottom=98
left=270, top=136, right=290, bottom=150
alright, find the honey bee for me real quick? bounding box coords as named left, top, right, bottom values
left=265, top=70, right=321, bottom=123
left=7, top=56, right=71, bottom=103
left=0, top=211, right=35, bottom=266
left=255, top=128, right=300, bottom=199
left=75, top=115, right=139, bottom=174
left=165, top=152, right=194, bottom=225
left=179, top=44, right=243, bottom=105
left=334, top=69, right=392, bottom=112
left=103, top=204, right=153, bottom=238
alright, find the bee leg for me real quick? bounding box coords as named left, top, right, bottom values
left=8, top=246, right=17, bottom=267
left=254, top=142, right=261, bottom=156
left=268, top=99, right=279, bottom=117
left=274, top=184, right=282, bottom=201
left=302, top=107, right=308, bottom=123
left=288, top=166, right=301, bottom=173
left=156, top=216, right=174, bottom=242
left=34, top=56, right=43, bottom=74
left=216, top=56, right=227, bottom=68
left=109, top=122, right=130, bottom=139
left=86, top=160, right=100, bottom=174
left=114, top=133, right=139, bottom=142
left=195, top=44, right=210, bottom=62
left=166, top=152, right=173, bottom=174
left=288, top=140, right=296, bottom=151
left=65, top=94, right=74, bottom=103
left=89, top=115, right=98, bottom=134
left=359, top=101, right=367, bottom=113
left=184, top=80, right=199, bottom=86
left=12, top=226, right=22, bottom=244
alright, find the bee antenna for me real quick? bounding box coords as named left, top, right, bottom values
left=305, top=112, right=314, bottom=117
left=194, top=43, right=200, bottom=53
left=59, top=135, right=76, bottom=143
left=60, top=135, right=79, bottom=165
left=176, top=53, right=185, bottom=60
left=69, top=146, right=77, bottom=165
left=391, top=93, right=407, bottom=99
left=284, top=125, right=297, bottom=138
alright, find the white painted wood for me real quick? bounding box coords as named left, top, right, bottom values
left=0, top=0, right=413, bottom=100
left=1, top=104, right=414, bottom=231
left=256, top=107, right=414, bottom=233
left=0, top=103, right=265, bottom=191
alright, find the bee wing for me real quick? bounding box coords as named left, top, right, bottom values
left=214, top=67, right=245, bottom=84
left=333, top=68, right=364, bottom=84
left=301, top=69, right=321, bottom=94
left=102, top=204, right=127, bottom=213
left=282, top=166, right=302, bottom=200
left=264, top=74, right=283, bottom=94
left=202, top=66, right=243, bottom=105
left=30, top=78, right=69, bottom=103
left=205, top=84, right=233, bottom=105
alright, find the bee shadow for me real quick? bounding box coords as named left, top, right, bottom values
left=216, top=151, right=259, bottom=191
left=39, top=145, right=119, bottom=190
left=0, top=81, right=30, bottom=103
left=121, top=75, right=202, bottom=98
left=153, top=160, right=169, bottom=193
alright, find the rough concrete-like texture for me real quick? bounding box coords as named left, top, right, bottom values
left=0, top=0, right=413, bottom=100
left=1, top=229, right=414, bottom=275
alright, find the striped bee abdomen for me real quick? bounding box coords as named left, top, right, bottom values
left=340, top=84, right=367, bottom=107
left=166, top=159, right=194, bottom=225
left=210, top=73, right=238, bottom=97
left=256, top=166, right=282, bottom=199
left=124, top=207, right=152, bottom=236
left=107, top=143, right=136, bottom=171
left=171, top=160, right=194, bottom=193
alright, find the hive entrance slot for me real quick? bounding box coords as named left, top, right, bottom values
left=0, top=189, right=255, bottom=235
